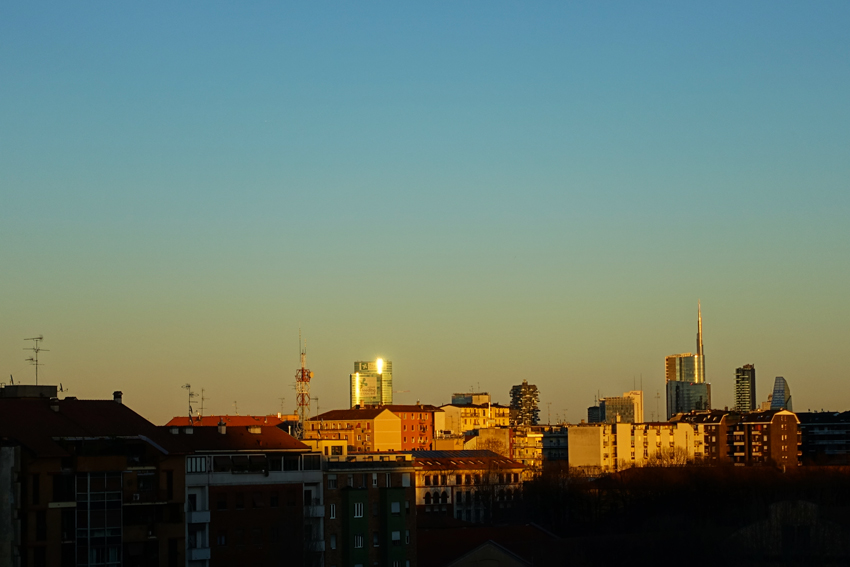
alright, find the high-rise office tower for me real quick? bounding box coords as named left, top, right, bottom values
left=769, top=376, right=792, bottom=411
left=735, top=364, right=757, bottom=412
left=665, top=302, right=711, bottom=419
left=509, top=380, right=540, bottom=426
left=349, top=358, right=393, bottom=407
left=598, top=391, right=644, bottom=424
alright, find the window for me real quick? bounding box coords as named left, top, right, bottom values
left=372, top=473, right=378, bottom=487
left=330, top=534, right=336, bottom=550
left=405, top=530, right=410, bottom=544
left=216, top=531, right=227, bottom=546
left=402, top=473, right=411, bottom=487
left=328, top=475, right=338, bottom=489
left=354, top=534, right=364, bottom=549
left=425, top=476, right=431, bottom=486
left=391, top=531, right=401, bottom=546
left=187, top=456, right=206, bottom=473
left=235, top=493, right=244, bottom=510
left=391, top=501, right=400, bottom=516
left=303, top=455, right=321, bottom=470
left=405, top=500, right=410, bottom=513
left=354, top=502, right=364, bottom=518
left=330, top=504, right=336, bottom=519
left=270, top=492, right=279, bottom=508
left=373, top=531, right=379, bottom=547
left=331, top=445, right=343, bottom=455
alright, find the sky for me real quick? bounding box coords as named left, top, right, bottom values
left=1, top=2, right=848, bottom=425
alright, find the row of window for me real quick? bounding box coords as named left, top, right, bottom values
left=188, top=454, right=321, bottom=474
left=327, top=472, right=412, bottom=490
left=330, top=530, right=410, bottom=550
left=344, top=500, right=406, bottom=519
left=423, top=473, right=519, bottom=486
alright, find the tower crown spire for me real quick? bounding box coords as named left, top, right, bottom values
left=696, top=300, right=704, bottom=356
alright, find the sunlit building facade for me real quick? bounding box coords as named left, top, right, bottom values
left=665, top=302, right=711, bottom=419
left=350, top=359, right=393, bottom=407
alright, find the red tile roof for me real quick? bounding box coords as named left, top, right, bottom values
left=165, top=414, right=289, bottom=427
left=309, top=408, right=393, bottom=421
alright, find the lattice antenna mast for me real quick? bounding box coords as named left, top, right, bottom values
left=24, top=335, right=48, bottom=385
left=182, top=384, right=198, bottom=422
left=294, top=330, right=313, bottom=439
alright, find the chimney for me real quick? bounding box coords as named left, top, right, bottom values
left=113, top=391, right=123, bottom=404
left=50, top=397, right=59, bottom=412
left=217, top=420, right=226, bottom=435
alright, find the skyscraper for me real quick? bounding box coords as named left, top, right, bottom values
left=735, top=364, right=757, bottom=412
left=598, top=391, right=644, bottom=424
left=509, top=380, right=539, bottom=426
left=769, top=376, right=792, bottom=411
left=349, top=359, right=393, bottom=407
left=665, top=302, right=712, bottom=419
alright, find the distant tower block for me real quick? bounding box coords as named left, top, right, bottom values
left=294, top=334, right=313, bottom=439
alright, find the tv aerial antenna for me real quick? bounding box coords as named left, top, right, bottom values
left=182, top=384, right=197, bottom=422
left=24, top=335, right=48, bottom=385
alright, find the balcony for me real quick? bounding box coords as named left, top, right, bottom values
left=189, top=547, right=211, bottom=561
left=187, top=510, right=211, bottom=524
left=304, top=505, right=325, bottom=518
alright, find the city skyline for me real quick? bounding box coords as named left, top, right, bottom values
left=2, top=2, right=849, bottom=424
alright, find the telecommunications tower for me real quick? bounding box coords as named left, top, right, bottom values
left=294, top=332, right=313, bottom=439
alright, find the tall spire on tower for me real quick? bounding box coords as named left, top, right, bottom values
left=696, top=300, right=704, bottom=356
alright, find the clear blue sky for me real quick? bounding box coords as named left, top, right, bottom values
left=2, top=2, right=848, bottom=423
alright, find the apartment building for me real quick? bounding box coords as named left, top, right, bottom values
left=305, top=408, right=402, bottom=453
left=411, top=451, right=524, bottom=525
left=323, top=454, right=416, bottom=567
left=381, top=405, right=443, bottom=451
left=438, top=404, right=510, bottom=436
left=0, top=387, right=186, bottom=567
left=566, top=421, right=702, bottom=474
left=169, top=422, right=324, bottom=567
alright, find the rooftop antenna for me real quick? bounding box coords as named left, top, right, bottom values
left=182, top=384, right=197, bottom=422
left=279, top=397, right=286, bottom=414
left=655, top=391, right=661, bottom=421
left=233, top=401, right=238, bottom=415
left=24, top=335, right=48, bottom=385
left=199, top=388, right=209, bottom=418
left=547, top=402, right=552, bottom=425
left=314, top=397, right=320, bottom=417
left=10, top=374, right=14, bottom=385
left=294, top=329, right=313, bottom=439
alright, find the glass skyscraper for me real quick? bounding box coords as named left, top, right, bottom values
left=349, top=359, right=393, bottom=407
left=770, top=376, right=792, bottom=411
left=665, top=302, right=711, bottom=419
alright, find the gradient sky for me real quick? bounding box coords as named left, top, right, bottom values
left=2, top=2, right=848, bottom=425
